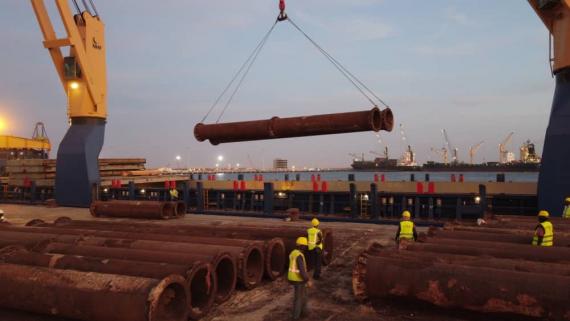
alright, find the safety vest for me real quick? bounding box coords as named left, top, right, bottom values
left=399, top=221, right=415, bottom=240
left=170, top=189, right=179, bottom=199
left=564, top=205, right=570, bottom=219
left=288, top=249, right=306, bottom=282
left=307, top=227, right=323, bottom=251
left=532, top=221, right=554, bottom=246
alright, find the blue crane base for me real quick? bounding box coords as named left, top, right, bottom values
left=538, top=69, right=570, bottom=216
left=55, top=118, right=105, bottom=207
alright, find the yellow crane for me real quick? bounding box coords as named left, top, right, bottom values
left=468, top=141, right=484, bottom=165
left=30, top=0, right=107, bottom=207
left=0, top=122, right=51, bottom=156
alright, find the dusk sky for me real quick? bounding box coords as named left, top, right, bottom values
left=0, top=1, right=554, bottom=169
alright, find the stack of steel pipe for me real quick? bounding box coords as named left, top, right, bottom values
left=0, top=217, right=298, bottom=320
left=42, top=218, right=334, bottom=266
left=483, top=215, right=570, bottom=232
left=90, top=200, right=186, bottom=219
left=353, top=225, right=570, bottom=320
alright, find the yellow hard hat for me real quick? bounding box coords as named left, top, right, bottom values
left=402, top=210, right=411, bottom=218
left=311, top=218, right=320, bottom=227
left=538, top=210, right=549, bottom=218
left=296, top=237, right=308, bottom=246
left=566, top=197, right=570, bottom=203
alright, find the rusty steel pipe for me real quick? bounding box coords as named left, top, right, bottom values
left=71, top=236, right=264, bottom=289
left=0, top=309, right=76, bottom=321
left=194, top=107, right=394, bottom=145
left=406, top=242, right=570, bottom=263
left=0, top=263, right=188, bottom=321
left=45, top=218, right=335, bottom=266
left=2, top=224, right=285, bottom=280
left=90, top=200, right=170, bottom=219
left=0, top=246, right=215, bottom=320
left=369, top=246, right=570, bottom=277
left=175, top=202, right=187, bottom=217
left=427, top=227, right=570, bottom=247
left=352, top=252, right=570, bottom=320
left=38, top=242, right=237, bottom=304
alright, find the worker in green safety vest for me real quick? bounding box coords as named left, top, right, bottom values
left=288, top=237, right=311, bottom=320
left=307, top=218, right=323, bottom=280
left=395, top=210, right=417, bottom=246
left=563, top=198, right=570, bottom=219
left=532, top=210, right=554, bottom=246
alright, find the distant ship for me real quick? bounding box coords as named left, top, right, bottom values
left=351, top=159, right=539, bottom=172
left=351, top=140, right=541, bottom=172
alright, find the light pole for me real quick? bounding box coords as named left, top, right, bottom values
left=175, top=155, right=181, bottom=169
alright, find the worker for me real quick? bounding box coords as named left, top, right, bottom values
left=395, top=210, right=417, bottom=244
left=288, top=237, right=311, bottom=320
left=563, top=198, right=570, bottom=219
left=169, top=188, right=179, bottom=201
left=532, top=210, right=554, bottom=246
left=307, top=218, right=323, bottom=280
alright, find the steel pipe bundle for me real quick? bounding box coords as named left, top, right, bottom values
left=0, top=263, right=188, bottom=321
left=37, top=242, right=237, bottom=304
left=0, top=245, right=215, bottom=320
left=352, top=251, right=570, bottom=320
left=194, top=107, right=394, bottom=145
left=371, top=248, right=570, bottom=277
left=90, top=200, right=172, bottom=219
left=46, top=218, right=335, bottom=265
left=71, top=236, right=265, bottom=289
left=4, top=223, right=286, bottom=281
left=427, top=227, right=570, bottom=247
left=406, top=241, right=570, bottom=263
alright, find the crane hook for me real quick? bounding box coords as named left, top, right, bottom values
left=278, top=0, right=288, bottom=21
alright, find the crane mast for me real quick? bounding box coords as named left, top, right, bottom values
left=528, top=0, right=570, bottom=215
left=30, top=0, right=106, bottom=207
left=498, top=132, right=514, bottom=164
left=469, top=141, right=484, bottom=165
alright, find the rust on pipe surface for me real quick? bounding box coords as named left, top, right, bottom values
left=44, top=218, right=335, bottom=266
left=0, top=263, right=188, bottom=321
left=38, top=242, right=237, bottom=304
left=72, top=236, right=264, bottom=289
left=0, top=309, right=76, bottom=321
left=2, top=224, right=285, bottom=280
left=406, top=242, right=570, bottom=263
left=352, top=252, right=570, bottom=320
left=370, top=246, right=570, bottom=277
left=194, top=107, right=394, bottom=145
left=90, top=200, right=170, bottom=219
left=0, top=246, right=215, bottom=320
left=427, top=227, right=570, bottom=247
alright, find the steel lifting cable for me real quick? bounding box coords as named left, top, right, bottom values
left=287, top=17, right=389, bottom=109
left=215, top=22, right=278, bottom=123
left=200, top=21, right=279, bottom=123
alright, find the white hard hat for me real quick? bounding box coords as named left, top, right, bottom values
left=0, top=209, right=4, bottom=214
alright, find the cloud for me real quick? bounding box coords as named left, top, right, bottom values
left=414, top=42, right=476, bottom=56
left=445, top=7, right=473, bottom=27
left=343, top=18, right=393, bottom=41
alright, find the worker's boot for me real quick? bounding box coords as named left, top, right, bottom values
left=55, top=118, right=105, bottom=207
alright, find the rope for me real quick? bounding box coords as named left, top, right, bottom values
left=287, top=18, right=389, bottom=108
left=215, top=21, right=277, bottom=123
left=200, top=21, right=278, bottom=123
